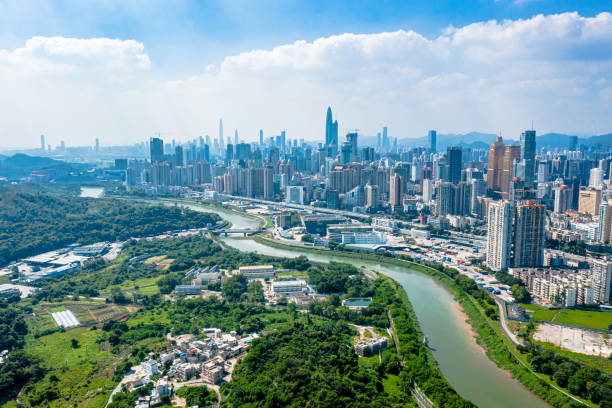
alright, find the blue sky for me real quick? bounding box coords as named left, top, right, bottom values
left=0, top=1, right=611, bottom=147
left=2, top=0, right=609, bottom=76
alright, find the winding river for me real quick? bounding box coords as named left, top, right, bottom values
left=163, top=199, right=548, bottom=407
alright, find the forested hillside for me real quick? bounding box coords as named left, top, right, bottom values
left=0, top=188, right=221, bottom=265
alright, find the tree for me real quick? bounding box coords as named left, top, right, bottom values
left=71, top=338, right=79, bottom=348
left=222, top=275, right=248, bottom=302
left=511, top=284, right=531, bottom=304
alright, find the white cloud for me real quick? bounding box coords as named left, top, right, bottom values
left=0, top=12, right=611, bottom=148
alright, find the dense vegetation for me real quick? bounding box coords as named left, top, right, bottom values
left=223, top=319, right=407, bottom=407
left=0, top=187, right=221, bottom=265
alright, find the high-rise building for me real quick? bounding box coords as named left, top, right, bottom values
left=347, top=132, right=358, bottom=160
left=589, top=168, right=604, bottom=189
left=513, top=201, right=545, bottom=267
left=578, top=188, right=602, bottom=216
left=365, top=184, right=379, bottom=210
left=259, top=129, right=264, bottom=146
left=263, top=163, right=274, bottom=200
left=470, top=179, right=487, bottom=213
left=95, top=138, right=100, bottom=151
left=428, top=130, right=437, bottom=153
left=519, top=130, right=536, bottom=185
left=382, top=127, right=389, bottom=151
left=436, top=182, right=455, bottom=216
left=325, top=107, right=338, bottom=157
left=219, top=119, right=224, bottom=149
left=486, top=136, right=505, bottom=192
left=150, top=137, right=164, bottom=163
left=553, top=185, right=571, bottom=213
left=40, top=134, right=45, bottom=151
left=599, top=202, right=612, bottom=244
left=455, top=182, right=472, bottom=216
left=389, top=174, right=403, bottom=211
left=486, top=200, right=513, bottom=271
left=341, top=142, right=353, bottom=164
left=234, top=129, right=239, bottom=145
left=501, top=145, right=521, bottom=198
left=568, top=135, right=578, bottom=151
left=591, top=260, right=612, bottom=304
left=281, top=130, right=286, bottom=152
left=286, top=186, right=304, bottom=204
left=446, top=146, right=462, bottom=185
left=422, top=178, right=433, bottom=202
left=174, top=145, right=184, bottom=167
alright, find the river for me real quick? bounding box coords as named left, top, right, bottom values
left=156, top=199, right=549, bottom=407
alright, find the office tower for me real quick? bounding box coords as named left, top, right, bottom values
left=259, top=130, right=263, bottom=146
left=150, top=137, right=164, bottom=163
left=436, top=182, right=455, bottom=216
left=553, top=185, right=571, bottom=213
left=470, top=179, right=487, bottom=213
left=513, top=201, right=545, bottom=267
left=486, top=200, right=513, bottom=271
left=365, top=184, right=379, bottom=210
left=589, top=168, right=604, bottom=189
left=219, top=119, right=224, bottom=148
left=325, top=107, right=338, bottom=157
left=234, top=129, right=239, bottom=145
left=455, top=181, right=472, bottom=216
left=519, top=130, right=536, bottom=185
left=389, top=174, right=403, bottom=211
left=204, top=144, right=210, bottom=162
left=263, top=163, right=274, bottom=200
left=226, top=144, right=234, bottom=162
left=281, top=130, right=286, bottom=152
left=599, top=202, right=612, bottom=244
left=95, top=138, right=100, bottom=151
left=591, top=260, right=612, bottom=304
left=377, top=132, right=381, bottom=150
left=501, top=145, right=521, bottom=198
left=246, top=168, right=264, bottom=198
left=382, top=127, right=389, bottom=151
left=446, top=146, right=462, bottom=185
left=487, top=136, right=506, bottom=192
left=347, top=132, right=358, bottom=159
left=422, top=178, right=433, bottom=202
left=341, top=142, right=352, bottom=164
left=537, top=162, right=549, bottom=183
left=568, top=135, right=578, bottom=151
left=174, top=145, right=184, bottom=167
left=428, top=130, right=437, bottom=153
left=40, top=134, right=45, bottom=151
left=578, top=188, right=602, bottom=216
left=206, top=135, right=211, bottom=146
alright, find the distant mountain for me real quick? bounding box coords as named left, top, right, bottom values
left=359, top=131, right=611, bottom=150
left=0, top=154, right=81, bottom=180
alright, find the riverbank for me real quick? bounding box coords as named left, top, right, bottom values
left=252, top=236, right=585, bottom=407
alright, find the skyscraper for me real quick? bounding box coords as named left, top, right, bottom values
left=382, top=126, right=389, bottom=151
left=436, top=182, right=455, bottom=216
left=40, top=134, right=45, bottom=151
left=174, top=145, right=184, bottom=167
left=263, top=163, right=274, bottom=200
left=150, top=137, right=164, bottom=163
left=553, top=185, right=570, bottom=213
left=578, top=188, right=601, bottom=216
left=519, top=130, right=536, bottom=185
left=389, top=174, right=403, bottom=211
left=234, top=129, right=239, bottom=145
left=259, top=129, right=263, bottom=146
left=486, top=200, right=513, bottom=271
left=325, top=107, right=338, bottom=157
left=568, top=135, right=578, bottom=151
left=501, top=145, right=521, bottom=198
left=281, top=130, right=286, bottom=152
left=513, top=201, right=545, bottom=267
left=446, top=146, right=462, bottom=185
left=428, top=130, right=437, bottom=153
left=599, top=202, right=611, bottom=244
left=219, top=119, right=224, bottom=149
left=365, top=183, right=378, bottom=210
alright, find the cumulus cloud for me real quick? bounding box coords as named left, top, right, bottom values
left=0, top=12, right=611, bottom=148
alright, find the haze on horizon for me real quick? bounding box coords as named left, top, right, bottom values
left=0, top=1, right=611, bottom=149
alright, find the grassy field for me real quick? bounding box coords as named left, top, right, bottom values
left=536, top=341, right=612, bottom=375
left=22, top=327, right=118, bottom=408
left=101, top=276, right=163, bottom=296
left=521, top=303, right=612, bottom=330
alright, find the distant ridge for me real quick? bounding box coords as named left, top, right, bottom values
left=359, top=131, right=612, bottom=149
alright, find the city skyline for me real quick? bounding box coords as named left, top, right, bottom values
left=1, top=3, right=612, bottom=148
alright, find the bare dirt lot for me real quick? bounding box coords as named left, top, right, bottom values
left=533, top=323, right=611, bottom=357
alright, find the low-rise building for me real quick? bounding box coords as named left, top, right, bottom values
left=271, top=280, right=308, bottom=294
left=238, top=265, right=275, bottom=279
left=175, top=285, right=202, bottom=295
left=355, top=337, right=388, bottom=357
